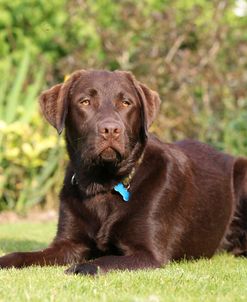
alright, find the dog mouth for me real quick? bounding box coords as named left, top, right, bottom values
left=100, top=147, right=121, bottom=162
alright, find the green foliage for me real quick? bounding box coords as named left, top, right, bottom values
left=0, top=53, right=65, bottom=212
left=0, top=0, right=247, bottom=210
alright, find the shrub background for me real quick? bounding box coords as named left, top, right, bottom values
left=0, top=0, right=247, bottom=211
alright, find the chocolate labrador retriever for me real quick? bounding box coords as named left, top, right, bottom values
left=1, top=69, right=247, bottom=275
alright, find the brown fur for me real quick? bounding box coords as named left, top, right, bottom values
left=1, top=69, right=247, bottom=275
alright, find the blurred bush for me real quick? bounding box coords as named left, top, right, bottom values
left=0, top=0, right=247, bottom=211
left=0, top=52, right=65, bottom=212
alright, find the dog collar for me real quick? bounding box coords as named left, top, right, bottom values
left=114, top=153, right=144, bottom=202
left=71, top=152, right=144, bottom=202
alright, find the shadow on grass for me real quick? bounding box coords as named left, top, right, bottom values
left=0, top=239, right=48, bottom=254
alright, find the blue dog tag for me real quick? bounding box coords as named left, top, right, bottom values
left=114, top=183, right=130, bottom=202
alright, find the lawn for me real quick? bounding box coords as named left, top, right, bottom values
left=0, top=222, right=247, bottom=302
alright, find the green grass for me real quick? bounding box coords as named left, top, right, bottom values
left=0, top=222, right=247, bottom=302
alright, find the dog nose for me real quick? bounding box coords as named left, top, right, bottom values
left=98, top=122, right=122, bottom=139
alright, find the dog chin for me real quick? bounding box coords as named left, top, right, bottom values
left=99, top=147, right=122, bottom=163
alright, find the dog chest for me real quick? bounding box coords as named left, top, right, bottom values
left=83, top=192, right=127, bottom=253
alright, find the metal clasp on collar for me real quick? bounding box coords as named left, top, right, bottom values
left=71, top=174, right=77, bottom=185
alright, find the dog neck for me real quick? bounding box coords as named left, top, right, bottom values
left=70, top=142, right=145, bottom=198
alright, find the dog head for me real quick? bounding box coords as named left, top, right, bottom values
left=39, top=70, right=160, bottom=168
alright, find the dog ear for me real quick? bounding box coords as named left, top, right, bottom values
left=136, top=82, right=161, bottom=129
left=123, top=72, right=161, bottom=130
left=39, top=71, right=84, bottom=134
left=39, top=84, right=63, bottom=134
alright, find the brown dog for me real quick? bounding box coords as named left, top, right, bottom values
left=1, top=69, right=247, bottom=275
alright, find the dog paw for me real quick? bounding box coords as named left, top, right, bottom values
left=0, top=252, right=24, bottom=269
left=65, top=263, right=100, bottom=276
left=0, top=254, right=14, bottom=269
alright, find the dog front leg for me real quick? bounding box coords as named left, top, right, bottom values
left=65, top=251, right=163, bottom=275
left=0, top=240, right=88, bottom=269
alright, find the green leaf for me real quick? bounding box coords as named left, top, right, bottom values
left=5, top=50, right=30, bottom=123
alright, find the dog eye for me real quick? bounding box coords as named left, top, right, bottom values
left=121, top=99, right=131, bottom=107
left=79, top=98, right=90, bottom=106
